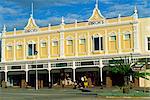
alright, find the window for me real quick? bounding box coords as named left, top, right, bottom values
left=109, top=36, right=116, bottom=41
left=41, top=42, right=46, bottom=47
left=93, top=36, right=103, bottom=51
left=79, top=39, right=86, bottom=45
left=67, top=40, right=73, bottom=45
left=7, top=45, right=12, bottom=51
left=148, top=37, right=150, bottom=50
left=124, top=34, right=130, bottom=40
left=17, top=45, right=22, bottom=49
left=52, top=41, right=58, bottom=46
left=28, top=43, right=36, bottom=56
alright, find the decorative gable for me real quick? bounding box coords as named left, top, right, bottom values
left=88, top=2, right=105, bottom=25
left=24, top=14, right=39, bottom=33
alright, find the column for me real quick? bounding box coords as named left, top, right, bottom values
left=105, top=30, right=108, bottom=54
left=5, top=71, right=7, bottom=83
left=48, top=70, right=51, bottom=83
left=48, top=35, right=50, bottom=58
left=118, top=29, right=121, bottom=53
left=1, top=38, right=5, bottom=62
left=14, top=40, right=16, bottom=61
left=25, top=64, right=28, bottom=82
left=133, top=23, right=139, bottom=52
left=4, top=65, right=7, bottom=83
left=99, top=59, right=103, bottom=86
left=87, top=32, right=90, bottom=55
left=23, top=38, right=26, bottom=60
left=75, top=33, right=78, bottom=56
left=60, top=32, right=64, bottom=58
left=26, top=71, right=28, bottom=82
left=37, top=37, right=40, bottom=59
left=73, top=61, right=76, bottom=82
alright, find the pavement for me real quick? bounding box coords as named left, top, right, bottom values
left=0, top=87, right=150, bottom=100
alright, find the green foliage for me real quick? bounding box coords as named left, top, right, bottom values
left=109, top=57, right=150, bottom=80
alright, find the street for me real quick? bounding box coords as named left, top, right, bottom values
left=0, top=88, right=150, bottom=100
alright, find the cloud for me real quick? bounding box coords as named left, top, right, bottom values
left=0, top=0, right=150, bottom=32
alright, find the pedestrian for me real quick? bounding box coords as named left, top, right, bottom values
left=81, top=76, right=84, bottom=88
left=84, top=76, right=88, bottom=88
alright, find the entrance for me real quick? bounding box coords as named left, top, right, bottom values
left=51, top=68, right=73, bottom=86
left=0, top=72, right=4, bottom=86
left=28, top=70, right=49, bottom=88
left=8, top=71, right=25, bottom=87
left=76, top=67, right=100, bottom=86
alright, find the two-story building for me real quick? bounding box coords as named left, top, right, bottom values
left=0, top=1, right=150, bottom=88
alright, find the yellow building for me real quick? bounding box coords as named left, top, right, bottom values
left=0, top=1, right=150, bottom=88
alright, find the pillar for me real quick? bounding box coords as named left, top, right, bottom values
left=73, top=68, right=76, bottom=82
left=5, top=71, right=7, bottom=83
left=118, top=29, right=121, bottom=53
left=26, top=71, right=28, bottom=82
left=99, top=59, right=103, bottom=86
left=73, top=61, right=76, bottom=82
left=100, top=67, right=103, bottom=86
left=48, top=70, right=51, bottom=83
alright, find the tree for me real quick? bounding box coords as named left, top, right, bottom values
left=109, top=56, right=150, bottom=88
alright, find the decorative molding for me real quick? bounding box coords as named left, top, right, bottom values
left=1, top=21, right=138, bottom=39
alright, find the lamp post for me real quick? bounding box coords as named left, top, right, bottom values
left=35, top=51, right=38, bottom=90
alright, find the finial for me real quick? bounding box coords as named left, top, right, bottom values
left=31, top=2, right=34, bottom=17
left=118, top=14, right=121, bottom=18
left=3, top=24, right=6, bottom=33
left=134, top=6, right=137, bottom=14
left=118, top=14, right=121, bottom=22
left=75, top=20, right=77, bottom=27
left=14, top=27, right=16, bottom=34
left=48, top=24, right=51, bottom=30
left=61, top=16, right=64, bottom=24
left=95, top=0, right=98, bottom=8
left=133, top=5, right=138, bottom=19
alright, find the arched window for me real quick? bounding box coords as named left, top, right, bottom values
left=66, top=36, right=73, bottom=46
left=40, top=40, right=47, bottom=47
left=52, top=39, right=58, bottom=46
left=123, top=32, right=131, bottom=40
left=27, top=41, right=36, bottom=56
left=92, top=34, right=103, bottom=51
left=6, top=44, right=12, bottom=51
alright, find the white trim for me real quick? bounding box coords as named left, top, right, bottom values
left=24, top=16, right=39, bottom=30
left=1, top=21, right=138, bottom=39
left=52, top=39, right=58, bottom=46
left=75, top=33, right=78, bottom=56
left=13, top=40, right=16, bottom=61
left=92, top=35, right=104, bottom=52
left=24, top=38, right=26, bottom=60
left=1, top=39, right=5, bottom=62
left=87, top=32, right=90, bottom=56
left=105, top=30, right=108, bottom=54
left=48, top=35, right=50, bottom=58
left=88, top=6, right=105, bottom=21
left=60, top=32, right=64, bottom=58
left=40, top=40, right=47, bottom=47
left=118, top=29, right=121, bottom=53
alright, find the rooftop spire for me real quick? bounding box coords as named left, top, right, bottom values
left=132, top=5, right=138, bottom=19
left=2, top=24, right=6, bottom=33
left=134, top=5, right=137, bottom=14
left=61, top=16, right=64, bottom=24
left=95, top=0, right=98, bottom=8
left=31, top=2, right=34, bottom=17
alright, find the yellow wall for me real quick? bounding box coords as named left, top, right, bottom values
left=3, top=15, right=137, bottom=61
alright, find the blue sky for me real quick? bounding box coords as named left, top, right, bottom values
left=0, top=0, right=150, bottom=31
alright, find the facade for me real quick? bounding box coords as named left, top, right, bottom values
left=0, top=1, right=150, bottom=88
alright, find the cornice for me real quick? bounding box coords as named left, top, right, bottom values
left=1, top=20, right=138, bottom=39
